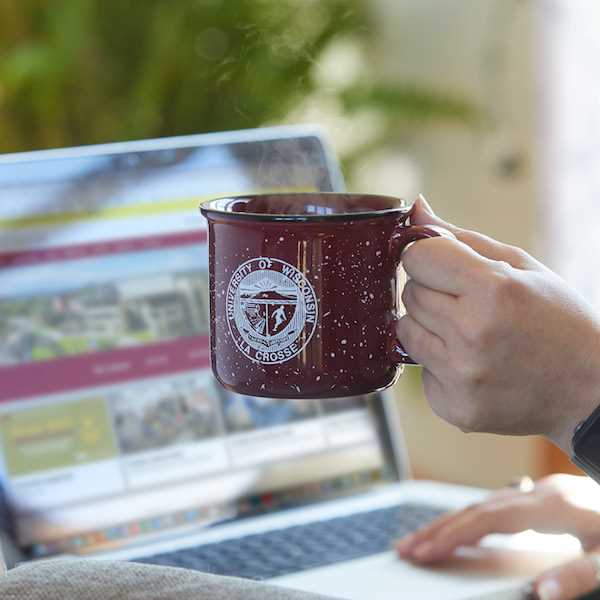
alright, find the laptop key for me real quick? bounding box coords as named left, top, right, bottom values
left=135, top=503, right=443, bottom=579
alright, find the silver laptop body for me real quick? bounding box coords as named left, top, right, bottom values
left=0, top=127, right=562, bottom=599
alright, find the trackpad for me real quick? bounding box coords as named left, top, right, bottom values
left=271, top=545, right=576, bottom=600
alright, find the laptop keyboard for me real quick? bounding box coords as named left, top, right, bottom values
left=134, top=503, right=443, bottom=580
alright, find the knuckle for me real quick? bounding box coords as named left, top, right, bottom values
left=421, top=335, right=441, bottom=362
left=453, top=412, right=478, bottom=434
left=467, top=505, right=489, bottom=523
left=434, top=400, right=477, bottom=433
left=400, top=242, right=420, bottom=271
left=462, top=502, right=487, bottom=519
left=427, top=398, right=454, bottom=426
left=409, top=326, right=428, bottom=354
left=456, top=360, right=487, bottom=389
left=537, top=477, right=569, bottom=506
left=422, top=371, right=489, bottom=434
left=539, top=474, right=561, bottom=488
left=466, top=322, right=496, bottom=350
left=477, top=503, right=501, bottom=520
left=483, top=269, right=509, bottom=307
left=401, top=280, right=415, bottom=309
left=506, top=245, right=531, bottom=266
left=486, top=266, right=521, bottom=304
left=397, top=317, right=417, bottom=351
left=421, top=375, right=449, bottom=420
left=423, top=373, right=485, bottom=433
left=421, top=369, right=436, bottom=393
left=451, top=395, right=488, bottom=433
left=402, top=236, right=447, bottom=272
left=464, top=269, right=522, bottom=348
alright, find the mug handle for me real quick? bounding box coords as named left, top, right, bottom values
left=390, top=222, right=450, bottom=365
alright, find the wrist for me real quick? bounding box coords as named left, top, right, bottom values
left=550, top=336, right=600, bottom=455
left=553, top=398, right=600, bottom=456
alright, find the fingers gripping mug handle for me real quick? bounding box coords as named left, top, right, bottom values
left=390, top=224, right=447, bottom=365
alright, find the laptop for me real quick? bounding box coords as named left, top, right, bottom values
left=0, top=126, right=578, bottom=599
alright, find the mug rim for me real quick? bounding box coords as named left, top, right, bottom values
left=199, top=192, right=409, bottom=222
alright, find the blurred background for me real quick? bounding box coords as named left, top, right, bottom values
left=1, top=0, right=596, bottom=487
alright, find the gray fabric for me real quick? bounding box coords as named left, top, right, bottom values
left=0, top=559, right=341, bottom=600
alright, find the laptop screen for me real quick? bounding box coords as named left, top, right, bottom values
left=0, top=128, right=393, bottom=557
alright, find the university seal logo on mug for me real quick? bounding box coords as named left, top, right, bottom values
left=226, top=257, right=318, bottom=364
left=201, top=193, right=443, bottom=399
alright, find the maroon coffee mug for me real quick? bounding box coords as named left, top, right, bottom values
left=201, top=193, right=443, bottom=399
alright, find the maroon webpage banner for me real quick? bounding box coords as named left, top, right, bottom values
left=0, top=230, right=207, bottom=267
left=0, top=336, right=211, bottom=402
left=0, top=229, right=211, bottom=402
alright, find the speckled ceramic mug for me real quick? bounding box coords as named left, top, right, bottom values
left=200, top=193, right=442, bottom=399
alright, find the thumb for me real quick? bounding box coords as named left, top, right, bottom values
left=410, top=194, right=458, bottom=232
left=531, top=554, right=599, bottom=600
left=410, top=194, right=539, bottom=270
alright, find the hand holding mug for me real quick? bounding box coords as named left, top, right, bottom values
left=398, top=196, right=600, bottom=452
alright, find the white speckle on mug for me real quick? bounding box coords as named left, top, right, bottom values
left=330, top=352, right=335, bottom=357
left=341, top=339, right=347, bottom=345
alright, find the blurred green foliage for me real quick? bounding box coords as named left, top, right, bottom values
left=0, top=0, right=475, bottom=157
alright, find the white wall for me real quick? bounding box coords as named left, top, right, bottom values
left=537, top=0, right=600, bottom=305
